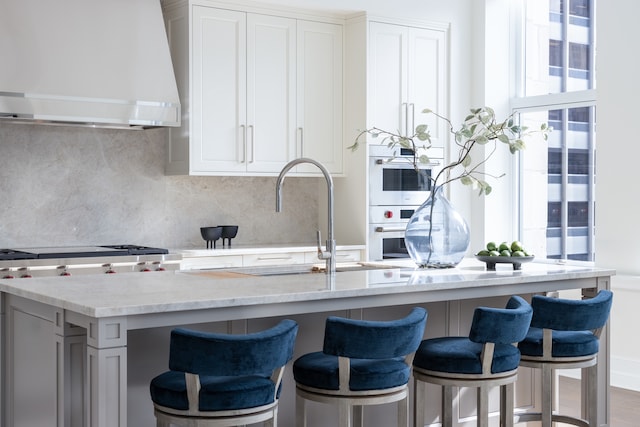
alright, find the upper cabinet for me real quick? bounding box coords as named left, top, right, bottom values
left=368, top=20, right=448, bottom=146
left=295, top=20, right=343, bottom=174
left=163, top=1, right=344, bottom=176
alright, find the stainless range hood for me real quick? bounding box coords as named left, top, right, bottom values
left=0, top=0, right=180, bottom=129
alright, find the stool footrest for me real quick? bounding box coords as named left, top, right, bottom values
left=514, top=411, right=589, bottom=427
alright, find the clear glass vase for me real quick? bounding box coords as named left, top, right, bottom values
left=404, top=186, right=470, bottom=268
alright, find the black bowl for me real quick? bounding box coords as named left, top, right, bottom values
left=200, top=226, right=222, bottom=249
left=220, top=225, right=239, bottom=247
left=221, top=225, right=239, bottom=239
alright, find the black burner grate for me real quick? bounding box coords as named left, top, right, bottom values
left=101, top=245, right=169, bottom=255
left=0, top=249, right=38, bottom=261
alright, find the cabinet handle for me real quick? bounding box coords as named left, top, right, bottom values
left=248, top=125, right=255, bottom=163
left=240, top=124, right=246, bottom=163
left=402, top=103, right=408, bottom=137
left=298, top=127, right=304, bottom=157
left=256, top=256, right=294, bottom=261
left=409, top=103, right=415, bottom=135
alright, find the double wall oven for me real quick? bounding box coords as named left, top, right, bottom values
left=368, top=145, right=443, bottom=261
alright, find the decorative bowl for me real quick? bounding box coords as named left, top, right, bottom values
left=474, top=255, right=535, bottom=271
left=220, top=225, right=239, bottom=247
left=200, top=226, right=223, bottom=249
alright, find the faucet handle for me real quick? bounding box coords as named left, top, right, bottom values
left=316, top=230, right=330, bottom=260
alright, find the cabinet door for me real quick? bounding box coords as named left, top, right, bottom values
left=192, top=6, right=247, bottom=173
left=246, top=14, right=297, bottom=173
left=368, top=21, right=409, bottom=136
left=296, top=20, right=343, bottom=175
left=407, top=27, right=447, bottom=148
left=368, top=21, right=447, bottom=145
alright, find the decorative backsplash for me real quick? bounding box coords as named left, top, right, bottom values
left=0, top=123, right=319, bottom=249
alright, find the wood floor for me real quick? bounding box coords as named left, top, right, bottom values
left=559, top=377, right=640, bottom=427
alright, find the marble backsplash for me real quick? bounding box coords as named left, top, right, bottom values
left=0, top=123, right=320, bottom=249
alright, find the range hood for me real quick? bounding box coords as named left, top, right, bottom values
left=0, top=0, right=180, bottom=129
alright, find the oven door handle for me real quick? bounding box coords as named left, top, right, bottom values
left=375, top=158, right=441, bottom=166
left=374, top=226, right=407, bottom=233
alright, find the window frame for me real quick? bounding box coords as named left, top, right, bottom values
left=510, top=0, right=597, bottom=263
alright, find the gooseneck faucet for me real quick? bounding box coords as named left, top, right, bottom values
left=276, top=158, right=336, bottom=275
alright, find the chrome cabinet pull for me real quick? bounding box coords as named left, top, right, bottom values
left=239, top=124, right=246, bottom=163
left=298, top=127, right=304, bottom=157
left=402, top=102, right=408, bottom=136
left=409, top=103, right=415, bottom=135
left=248, top=125, right=255, bottom=163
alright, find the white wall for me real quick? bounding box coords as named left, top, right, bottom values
left=595, top=0, right=640, bottom=390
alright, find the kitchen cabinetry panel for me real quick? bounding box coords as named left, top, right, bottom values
left=368, top=22, right=408, bottom=138
left=368, top=21, right=447, bottom=146
left=163, top=1, right=344, bottom=176
left=243, top=252, right=306, bottom=266
left=178, top=246, right=365, bottom=270
left=246, top=14, right=297, bottom=173
left=180, top=254, right=243, bottom=270
left=296, top=20, right=343, bottom=175
left=191, top=8, right=296, bottom=174
left=192, top=7, right=247, bottom=173
left=304, top=249, right=361, bottom=264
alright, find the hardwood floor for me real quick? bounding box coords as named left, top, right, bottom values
left=559, top=377, right=640, bottom=426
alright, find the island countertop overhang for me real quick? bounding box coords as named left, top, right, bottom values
left=0, top=259, right=615, bottom=323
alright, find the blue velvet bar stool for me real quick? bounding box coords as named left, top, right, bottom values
left=516, top=289, right=613, bottom=427
left=293, top=307, right=427, bottom=427
left=412, top=296, right=533, bottom=427
left=149, top=319, right=298, bottom=427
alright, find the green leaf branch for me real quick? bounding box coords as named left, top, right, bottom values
left=349, top=107, right=551, bottom=196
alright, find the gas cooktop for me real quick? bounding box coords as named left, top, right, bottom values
left=0, top=245, right=169, bottom=261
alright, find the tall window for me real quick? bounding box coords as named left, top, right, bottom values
left=513, top=0, right=596, bottom=262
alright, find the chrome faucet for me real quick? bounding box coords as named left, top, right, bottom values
left=276, top=158, right=336, bottom=275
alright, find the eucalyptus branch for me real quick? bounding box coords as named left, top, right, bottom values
left=351, top=107, right=551, bottom=196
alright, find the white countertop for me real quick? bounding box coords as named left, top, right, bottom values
left=0, top=259, right=614, bottom=320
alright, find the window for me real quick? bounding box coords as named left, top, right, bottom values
left=514, top=0, right=596, bottom=262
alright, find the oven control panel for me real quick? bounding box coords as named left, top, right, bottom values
left=369, top=206, right=417, bottom=224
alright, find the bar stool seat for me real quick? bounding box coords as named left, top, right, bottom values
left=149, top=319, right=298, bottom=427
left=293, top=307, right=427, bottom=427
left=515, top=289, right=613, bottom=427
left=413, top=296, right=532, bottom=427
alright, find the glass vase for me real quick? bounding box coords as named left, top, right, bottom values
left=404, top=186, right=470, bottom=268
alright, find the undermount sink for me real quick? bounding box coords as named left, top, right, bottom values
left=222, top=262, right=399, bottom=277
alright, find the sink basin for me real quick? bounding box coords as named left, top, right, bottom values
left=220, top=262, right=399, bottom=276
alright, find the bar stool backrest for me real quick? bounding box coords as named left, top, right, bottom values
left=530, top=290, right=613, bottom=333
left=322, top=307, right=428, bottom=359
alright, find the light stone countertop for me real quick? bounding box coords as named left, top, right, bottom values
left=0, top=259, right=614, bottom=320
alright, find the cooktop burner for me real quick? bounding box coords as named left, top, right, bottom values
left=0, top=245, right=169, bottom=261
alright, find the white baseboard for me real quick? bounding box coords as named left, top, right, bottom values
left=559, top=357, right=640, bottom=392
left=611, top=356, right=640, bottom=392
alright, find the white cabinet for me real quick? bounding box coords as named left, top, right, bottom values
left=163, top=1, right=343, bottom=176
left=180, top=254, right=243, bottom=270
left=243, top=252, right=306, bottom=266
left=178, top=246, right=364, bottom=270
left=295, top=20, right=343, bottom=174
left=334, top=16, right=449, bottom=248
left=368, top=21, right=447, bottom=146
left=303, top=248, right=361, bottom=264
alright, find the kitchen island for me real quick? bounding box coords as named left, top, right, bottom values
left=0, top=260, right=613, bottom=427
